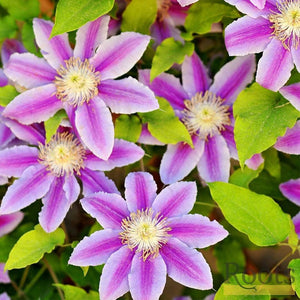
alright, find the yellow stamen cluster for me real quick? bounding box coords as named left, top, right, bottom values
left=120, top=208, right=171, bottom=261
left=157, top=0, right=171, bottom=21
left=38, top=132, right=86, bottom=177
left=269, top=0, right=300, bottom=49
left=182, top=91, right=230, bottom=140
left=55, top=57, right=100, bottom=106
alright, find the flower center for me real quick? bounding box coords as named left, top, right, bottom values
left=269, top=0, right=300, bottom=49
left=182, top=91, right=231, bottom=139
left=55, top=57, right=100, bottom=107
left=120, top=208, right=171, bottom=261
left=38, top=132, right=86, bottom=177
left=157, top=0, right=171, bottom=21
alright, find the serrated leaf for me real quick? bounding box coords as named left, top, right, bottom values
left=233, top=83, right=300, bottom=167
left=0, top=85, right=19, bottom=106
left=184, top=0, right=240, bottom=39
left=208, top=182, right=291, bottom=246
left=121, top=0, right=157, bottom=34
left=229, top=165, right=264, bottom=188
left=5, top=225, right=65, bottom=270
left=54, top=284, right=99, bottom=300
left=289, top=259, right=300, bottom=297
left=115, top=115, right=142, bottom=143
left=1, top=0, right=39, bottom=20
left=51, top=0, right=114, bottom=37
left=214, top=237, right=246, bottom=278
left=139, top=97, right=192, bottom=146
left=150, top=38, right=194, bottom=81
left=44, top=110, right=68, bottom=142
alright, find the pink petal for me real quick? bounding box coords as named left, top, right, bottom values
left=39, top=176, right=71, bottom=232
left=80, top=192, right=129, bottom=229
left=99, top=246, right=134, bottom=300
left=91, top=32, right=150, bottom=80
left=280, top=82, right=300, bottom=111
left=279, top=179, right=300, bottom=206
left=0, top=165, right=54, bottom=214
left=0, top=293, right=10, bottom=300
left=0, top=145, right=39, bottom=177
left=160, top=237, right=213, bottom=289
left=209, top=55, right=256, bottom=105
left=245, top=153, right=264, bottom=170
left=69, top=229, right=122, bottom=266
left=274, top=121, right=300, bottom=154
left=222, top=125, right=238, bottom=159
left=225, top=16, right=272, bottom=56
left=160, top=137, right=204, bottom=184
left=256, top=38, right=294, bottom=91
left=3, top=84, right=62, bottom=125
left=80, top=168, right=119, bottom=196
left=33, top=18, right=72, bottom=69
left=129, top=254, right=166, bottom=300
left=98, top=77, right=158, bottom=114
left=1, top=38, right=27, bottom=66
left=125, top=172, right=157, bottom=212
left=139, top=69, right=187, bottom=111
left=293, top=212, right=300, bottom=238
left=0, top=69, right=8, bottom=87
left=138, top=124, right=165, bottom=145
left=75, top=97, right=114, bottom=160
left=4, top=53, right=56, bottom=89
left=63, top=174, right=80, bottom=203
left=0, top=264, right=10, bottom=284
left=250, top=0, right=266, bottom=8
left=197, top=135, right=230, bottom=182
left=0, top=212, right=23, bottom=238
left=168, top=214, right=228, bottom=248
left=182, top=52, right=211, bottom=98
left=84, top=139, right=144, bottom=171
left=74, top=15, right=110, bottom=60
left=152, top=181, right=197, bottom=218
left=0, top=121, right=14, bottom=148
left=177, top=0, right=198, bottom=6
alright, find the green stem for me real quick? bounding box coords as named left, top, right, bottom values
left=194, top=202, right=218, bottom=208
left=43, top=258, right=64, bottom=300
left=19, top=265, right=30, bottom=289
left=24, top=265, right=47, bottom=294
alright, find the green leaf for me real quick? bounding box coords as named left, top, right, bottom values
left=184, top=0, right=240, bottom=40
left=121, top=0, right=157, bottom=34
left=208, top=182, right=291, bottom=246
left=44, top=110, right=68, bottom=142
left=0, top=16, right=17, bottom=40
left=229, top=165, right=264, bottom=188
left=150, top=38, right=194, bottom=81
left=139, top=97, right=192, bottom=146
left=262, top=148, right=281, bottom=180
left=288, top=218, right=299, bottom=253
left=51, top=0, right=114, bottom=37
left=1, top=0, right=39, bottom=20
left=22, top=21, right=41, bottom=57
left=54, top=284, right=99, bottom=300
left=233, top=83, right=300, bottom=167
left=289, top=259, right=300, bottom=297
left=214, top=237, right=246, bottom=279
left=215, top=273, right=271, bottom=299
left=0, top=85, right=19, bottom=106
left=5, top=225, right=65, bottom=270
left=115, top=115, right=142, bottom=143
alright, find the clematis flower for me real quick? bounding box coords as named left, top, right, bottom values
left=151, top=0, right=189, bottom=47
left=0, top=126, right=144, bottom=232
left=225, top=0, right=300, bottom=91
left=139, top=53, right=255, bottom=183
left=69, top=172, right=228, bottom=300
left=279, top=179, right=300, bottom=237
left=3, top=16, right=158, bottom=160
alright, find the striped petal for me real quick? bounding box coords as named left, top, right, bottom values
left=0, top=212, right=23, bottom=238
left=279, top=179, right=300, bottom=206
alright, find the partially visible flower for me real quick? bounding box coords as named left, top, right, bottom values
left=204, top=294, right=215, bottom=300
left=139, top=53, right=255, bottom=183
left=151, top=0, right=189, bottom=47
left=225, top=0, right=300, bottom=91
left=3, top=16, right=158, bottom=160
left=69, top=172, right=228, bottom=300
left=0, top=263, right=10, bottom=284
left=176, top=0, right=198, bottom=6
left=0, top=127, right=144, bottom=232
left=279, top=179, right=300, bottom=237
left=0, top=293, right=10, bottom=300
left=224, top=0, right=267, bottom=16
